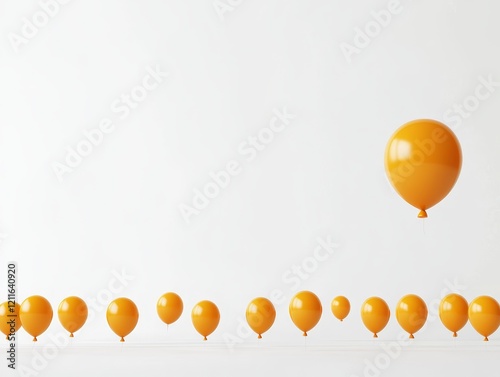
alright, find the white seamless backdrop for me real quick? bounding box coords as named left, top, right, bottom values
left=1, top=0, right=500, bottom=376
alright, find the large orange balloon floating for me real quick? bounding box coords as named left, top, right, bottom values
left=360, top=297, right=390, bottom=338
left=289, top=291, right=322, bottom=336
left=20, top=295, right=53, bottom=342
left=106, top=298, right=139, bottom=342
left=157, top=292, right=183, bottom=327
left=331, top=296, right=350, bottom=322
left=468, top=296, right=500, bottom=341
left=58, top=296, right=88, bottom=337
left=384, top=119, right=462, bottom=218
left=396, top=294, right=428, bottom=338
left=246, top=297, right=276, bottom=339
left=439, top=293, right=468, bottom=337
left=191, top=300, right=220, bottom=341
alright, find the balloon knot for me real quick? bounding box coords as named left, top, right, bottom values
left=33, top=337, right=37, bottom=342
left=373, top=333, right=378, bottom=338
left=484, top=337, right=489, bottom=342
left=418, top=210, right=428, bottom=218
left=203, top=336, right=208, bottom=341
left=409, top=334, right=414, bottom=339
left=453, top=332, right=457, bottom=337
left=70, top=333, right=74, bottom=338
left=302, top=332, right=308, bottom=337
left=120, top=337, right=125, bottom=342
left=258, top=334, right=262, bottom=339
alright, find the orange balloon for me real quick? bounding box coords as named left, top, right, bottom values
left=0, top=302, right=22, bottom=340
left=289, top=291, right=322, bottom=336
left=360, top=297, right=390, bottom=337
left=191, top=300, right=220, bottom=341
left=331, top=296, right=350, bottom=322
left=20, top=295, right=53, bottom=342
left=246, top=297, right=276, bottom=339
left=157, top=292, right=183, bottom=326
left=384, top=119, right=462, bottom=218
left=439, top=294, right=468, bottom=337
left=396, top=294, right=428, bottom=338
left=106, top=298, right=139, bottom=342
left=58, top=296, right=88, bottom=337
left=468, top=296, right=500, bottom=341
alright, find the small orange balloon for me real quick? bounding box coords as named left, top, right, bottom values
left=289, top=291, right=322, bottom=336
left=106, top=298, right=139, bottom=342
left=439, top=294, right=468, bottom=337
left=360, top=297, right=390, bottom=338
left=58, top=296, right=88, bottom=337
left=157, top=292, right=183, bottom=326
left=396, top=294, right=428, bottom=338
left=246, top=297, right=276, bottom=339
left=191, top=300, right=220, bottom=341
left=331, top=296, right=350, bottom=322
left=468, top=296, right=500, bottom=341
left=0, top=302, right=22, bottom=340
left=20, top=295, right=53, bottom=342
left=384, top=119, right=462, bottom=218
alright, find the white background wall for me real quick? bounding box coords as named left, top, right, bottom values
left=1, top=0, right=500, bottom=373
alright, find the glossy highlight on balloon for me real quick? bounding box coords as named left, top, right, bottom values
left=396, top=294, right=428, bottom=338
left=360, top=297, right=390, bottom=338
left=289, top=291, right=322, bottom=336
left=106, top=297, right=139, bottom=342
left=384, top=119, right=462, bottom=217
left=157, top=292, right=183, bottom=327
left=331, top=296, right=350, bottom=322
left=58, top=296, right=88, bottom=337
left=20, top=295, right=53, bottom=342
left=468, top=296, right=500, bottom=341
left=246, top=297, right=276, bottom=339
left=439, top=294, right=468, bottom=337
left=191, top=300, right=220, bottom=341
left=0, top=302, right=22, bottom=340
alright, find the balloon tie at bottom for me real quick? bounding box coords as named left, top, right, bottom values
left=418, top=210, right=428, bottom=218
